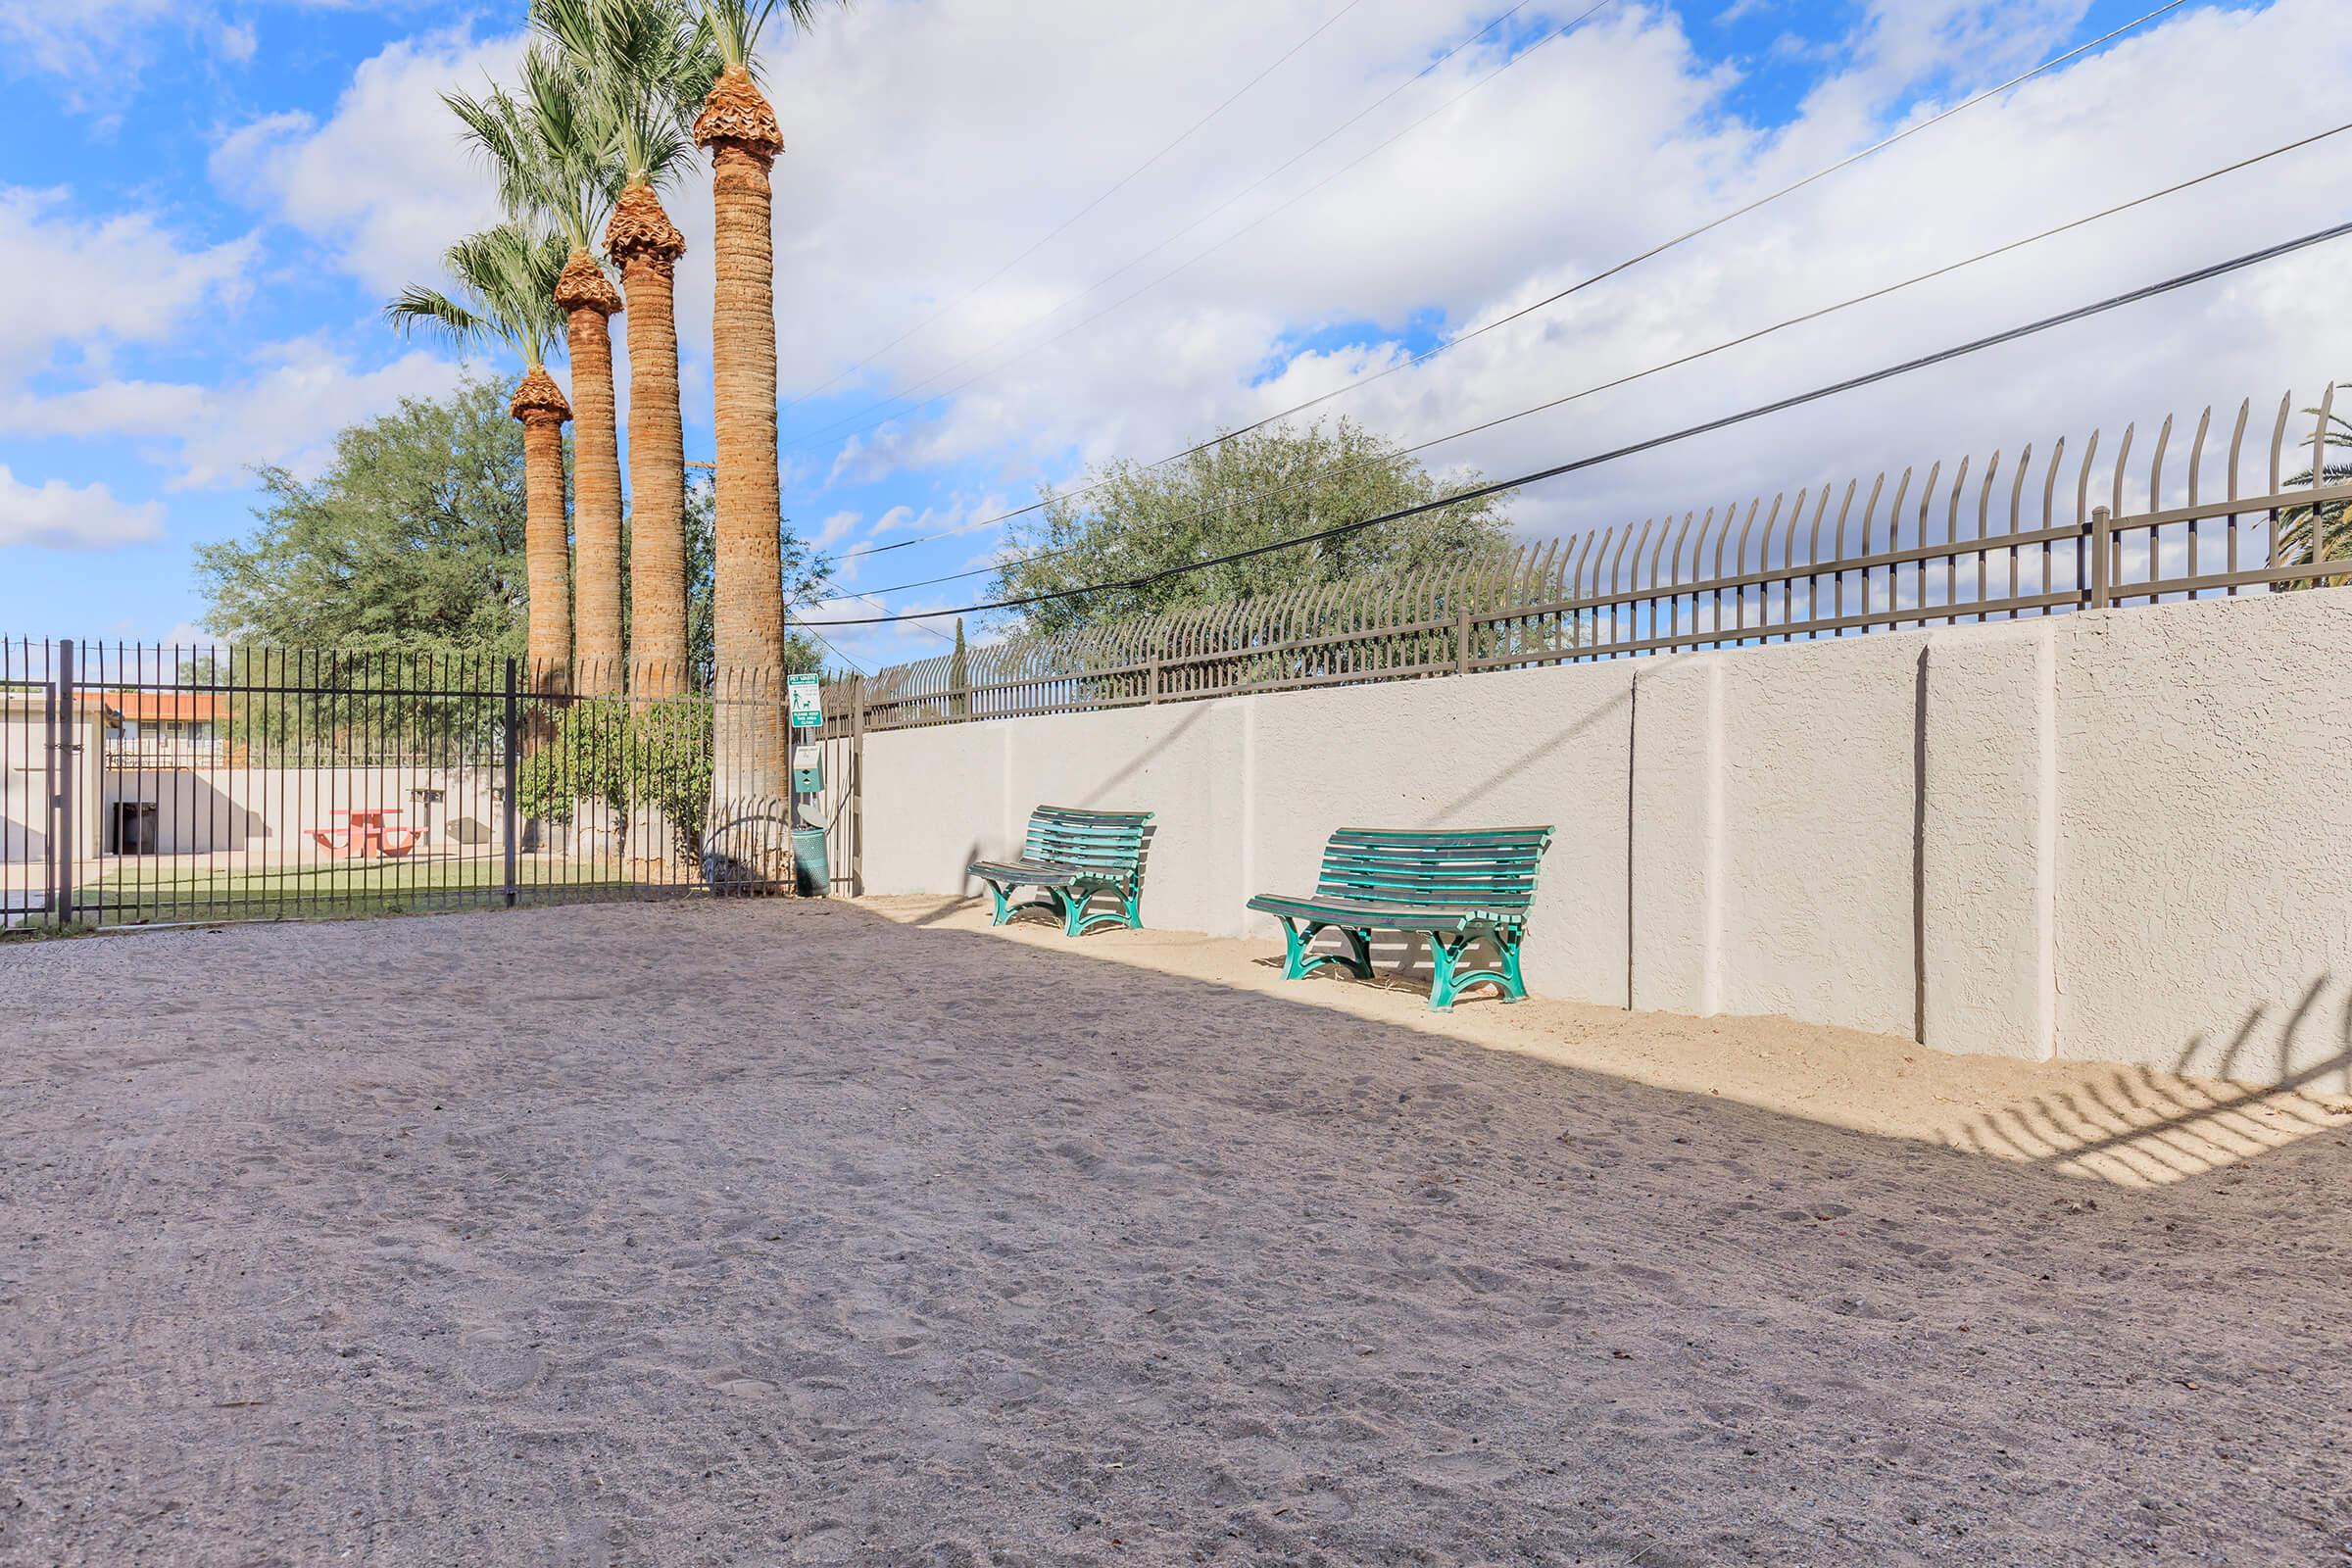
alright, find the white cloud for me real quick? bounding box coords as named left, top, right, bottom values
left=210, top=24, right=518, bottom=297
left=0, top=466, right=163, bottom=549
left=1, top=338, right=466, bottom=490
left=0, top=187, right=255, bottom=376
left=0, top=0, right=351, bottom=87
left=719, top=0, right=2352, bottom=555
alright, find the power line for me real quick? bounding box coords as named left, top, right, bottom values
left=788, top=0, right=1616, bottom=465
left=823, top=119, right=2352, bottom=605
left=793, top=215, right=2352, bottom=627
left=799, top=0, right=2187, bottom=566
left=812, top=0, right=1550, bottom=569
left=782, top=0, right=1370, bottom=416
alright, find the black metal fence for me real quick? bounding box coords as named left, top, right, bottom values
left=1, top=642, right=861, bottom=932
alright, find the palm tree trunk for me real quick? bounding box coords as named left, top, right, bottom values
left=510, top=368, right=573, bottom=695
left=606, top=183, right=690, bottom=698
left=557, top=249, right=625, bottom=696
left=697, top=65, right=791, bottom=888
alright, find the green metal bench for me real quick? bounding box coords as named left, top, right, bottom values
left=969, top=806, right=1154, bottom=937
left=1248, top=825, right=1554, bottom=1009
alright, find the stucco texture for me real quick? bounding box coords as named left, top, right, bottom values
left=859, top=590, right=2352, bottom=1087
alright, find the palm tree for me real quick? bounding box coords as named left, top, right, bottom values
left=386, top=224, right=573, bottom=690
left=447, top=49, right=629, bottom=694
left=2278, top=389, right=2352, bottom=589
left=693, top=0, right=842, bottom=874
left=537, top=0, right=716, bottom=698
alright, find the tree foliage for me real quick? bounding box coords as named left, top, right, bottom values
left=2279, top=387, right=2352, bottom=588
left=987, top=418, right=1511, bottom=637
left=195, top=378, right=837, bottom=669
left=516, top=697, right=714, bottom=868
left=195, top=374, right=532, bottom=655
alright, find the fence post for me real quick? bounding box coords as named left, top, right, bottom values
left=1455, top=601, right=1473, bottom=675
left=849, top=676, right=865, bottom=896
left=502, top=657, right=519, bottom=908
left=52, top=638, right=74, bottom=926
left=2086, top=506, right=2113, bottom=611
left=1148, top=656, right=1162, bottom=704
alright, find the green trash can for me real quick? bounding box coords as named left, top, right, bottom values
left=791, top=826, right=830, bottom=898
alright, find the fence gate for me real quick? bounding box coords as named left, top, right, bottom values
left=1, top=639, right=862, bottom=933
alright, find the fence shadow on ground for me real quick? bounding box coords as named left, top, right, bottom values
left=1939, top=975, right=2352, bottom=1186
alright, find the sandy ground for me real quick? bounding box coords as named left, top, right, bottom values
left=3, top=899, right=2349, bottom=1567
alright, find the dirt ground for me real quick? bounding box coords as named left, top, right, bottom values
left=3, top=898, right=2348, bottom=1566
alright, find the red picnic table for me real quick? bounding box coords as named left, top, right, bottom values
left=310, top=808, right=419, bottom=860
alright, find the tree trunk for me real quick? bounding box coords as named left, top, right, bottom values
left=698, top=67, right=791, bottom=890
left=558, top=249, right=624, bottom=696
left=606, top=184, right=690, bottom=699
left=510, top=368, right=572, bottom=696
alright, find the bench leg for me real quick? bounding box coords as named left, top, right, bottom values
left=1427, top=928, right=1524, bottom=1010
left=982, top=879, right=1014, bottom=926
left=1496, top=925, right=1528, bottom=1002
left=1276, top=919, right=1374, bottom=982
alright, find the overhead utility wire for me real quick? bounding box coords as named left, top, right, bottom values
left=789, top=0, right=1619, bottom=466
left=794, top=216, right=2352, bottom=626
left=814, top=0, right=1546, bottom=568
left=809, top=0, right=2188, bottom=567
left=784, top=0, right=1369, bottom=415
left=827, top=120, right=2352, bottom=604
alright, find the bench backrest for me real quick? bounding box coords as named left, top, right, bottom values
left=1313, top=826, right=1554, bottom=914
left=1024, top=805, right=1153, bottom=875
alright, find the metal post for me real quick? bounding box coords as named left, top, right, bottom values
left=2086, top=506, right=2113, bottom=611
left=1147, top=656, right=1162, bottom=704
left=502, top=657, right=519, bottom=908
left=1455, top=602, right=1473, bottom=675
left=52, top=639, right=74, bottom=925
left=849, top=676, right=865, bottom=897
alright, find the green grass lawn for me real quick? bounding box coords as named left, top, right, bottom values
left=82, top=855, right=659, bottom=923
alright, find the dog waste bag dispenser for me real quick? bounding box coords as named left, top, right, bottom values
left=787, top=673, right=828, bottom=896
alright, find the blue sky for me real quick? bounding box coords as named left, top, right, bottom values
left=2, top=0, right=2330, bottom=672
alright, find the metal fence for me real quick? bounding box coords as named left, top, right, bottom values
left=852, top=384, right=2352, bottom=730
left=1, top=645, right=861, bottom=931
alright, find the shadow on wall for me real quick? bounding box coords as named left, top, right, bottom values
left=1073, top=705, right=1214, bottom=813
left=1428, top=681, right=1631, bottom=824
left=1943, top=975, right=2352, bottom=1185
left=106, top=772, right=268, bottom=854
left=1, top=810, right=42, bottom=865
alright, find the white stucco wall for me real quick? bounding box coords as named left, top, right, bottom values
left=859, top=589, right=2352, bottom=1088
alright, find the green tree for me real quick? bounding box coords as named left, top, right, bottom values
left=660, top=469, right=835, bottom=683
left=988, top=418, right=1512, bottom=636
left=194, top=374, right=531, bottom=654
left=2278, top=388, right=2351, bottom=588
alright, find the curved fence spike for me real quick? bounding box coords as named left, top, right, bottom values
left=2268, top=390, right=2292, bottom=495
left=2075, top=429, right=2101, bottom=527
left=2110, top=421, right=2134, bottom=521
left=2149, top=413, right=2174, bottom=514
left=2185, top=406, right=2211, bottom=509
left=2227, top=398, right=2250, bottom=502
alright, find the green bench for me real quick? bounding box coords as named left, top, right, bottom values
left=969, top=806, right=1154, bottom=937
left=1247, top=825, right=1554, bottom=1009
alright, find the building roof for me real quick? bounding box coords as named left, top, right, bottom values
left=80, top=692, right=224, bottom=723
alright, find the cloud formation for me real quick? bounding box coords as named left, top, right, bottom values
left=0, top=466, right=163, bottom=549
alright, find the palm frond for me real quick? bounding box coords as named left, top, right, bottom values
left=535, top=0, right=718, bottom=189
left=387, top=223, right=570, bottom=370
left=384, top=285, right=488, bottom=352
left=700, top=0, right=844, bottom=76
left=447, top=52, right=618, bottom=256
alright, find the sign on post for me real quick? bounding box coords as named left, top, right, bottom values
left=787, top=672, right=824, bottom=731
